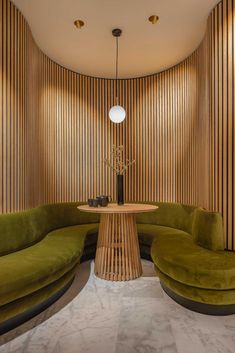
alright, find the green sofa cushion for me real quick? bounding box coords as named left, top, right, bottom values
left=0, top=224, right=98, bottom=306
left=137, top=223, right=191, bottom=246
left=192, top=208, right=224, bottom=251
left=0, top=207, right=49, bottom=256
left=136, top=202, right=197, bottom=234
left=0, top=202, right=100, bottom=256
left=0, top=265, right=77, bottom=323
left=156, top=267, right=235, bottom=305
left=151, top=232, right=235, bottom=290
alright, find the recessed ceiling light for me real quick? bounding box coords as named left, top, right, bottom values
left=74, top=19, right=85, bottom=29
left=148, top=15, right=159, bottom=24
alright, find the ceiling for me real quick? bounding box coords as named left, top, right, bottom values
left=13, top=0, right=220, bottom=79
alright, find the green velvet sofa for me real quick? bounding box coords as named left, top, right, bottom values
left=0, top=201, right=234, bottom=334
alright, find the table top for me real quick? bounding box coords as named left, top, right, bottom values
left=78, top=203, right=158, bottom=214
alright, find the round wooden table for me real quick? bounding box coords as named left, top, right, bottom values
left=78, top=203, right=158, bottom=281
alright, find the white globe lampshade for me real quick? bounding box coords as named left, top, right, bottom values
left=109, top=105, right=126, bottom=123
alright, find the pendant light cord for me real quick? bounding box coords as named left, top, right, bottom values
left=116, top=36, right=119, bottom=104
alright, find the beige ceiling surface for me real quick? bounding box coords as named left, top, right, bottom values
left=13, top=0, right=220, bottom=78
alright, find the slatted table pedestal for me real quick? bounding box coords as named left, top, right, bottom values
left=78, top=203, right=158, bottom=281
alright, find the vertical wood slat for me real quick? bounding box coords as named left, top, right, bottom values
left=94, top=211, right=142, bottom=281
left=1, top=0, right=235, bottom=250
left=209, top=0, right=235, bottom=250
left=0, top=0, right=2, bottom=213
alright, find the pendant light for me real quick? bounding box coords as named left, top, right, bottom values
left=109, top=28, right=126, bottom=124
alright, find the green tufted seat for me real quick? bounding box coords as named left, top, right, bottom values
left=151, top=232, right=235, bottom=308
left=137, top=224, right=190, bottom=246
left=137, top=203, right=235, bottom=312
left=0, top=203, right=99, bottom=328
left=0, top=224, right=98, bottom=307
left=151, top=232, right=235, bottom=291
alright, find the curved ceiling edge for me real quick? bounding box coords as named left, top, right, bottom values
left=12, top=0, right=220, bottom=79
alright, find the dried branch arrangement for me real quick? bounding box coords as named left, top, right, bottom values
left=103, top=145, right=135, bottom=175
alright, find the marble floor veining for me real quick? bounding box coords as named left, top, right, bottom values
left=1, top=260, right=235, bottom=353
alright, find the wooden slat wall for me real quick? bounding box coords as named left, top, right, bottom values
left=26, top=53, right=205, bottom=208
left=0, top=0, right=28, bottom=213
left=1, top=0, right=235, bottom=249
left=209, top=0, right=235, bottom=250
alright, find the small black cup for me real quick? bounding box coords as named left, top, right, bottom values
left=88, top=198, right=93, bottom=207
left=92, top=199, right=99, bottom=207
left=96, top=195, right=112, bottom=207
left=88, top=198, right=99, bottom=207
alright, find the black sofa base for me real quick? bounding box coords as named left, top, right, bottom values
left=161, top=281, right=235, bottom=316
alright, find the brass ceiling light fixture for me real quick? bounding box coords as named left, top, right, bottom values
left=109, top=28, right=126, bottom=124
left=148, top=15, right=159, bottom=24
left=74, top=19, right=85, bottom=29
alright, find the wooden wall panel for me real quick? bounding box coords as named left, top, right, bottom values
left=1, top=0, right=235, bottom=249
left=27, top=55, right=206, bottom=209
left=0, top=0, right=28, bottom=213
left=209, top=0, right=235, bottom=250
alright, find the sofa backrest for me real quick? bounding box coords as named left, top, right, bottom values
left=0, top=202, right=99, bottom=256
left=136, top=202, right=197, bottom=234
left=1, top=201, right=221, bottom=256
left=192, top=208, right=224, bottom=250
left=0, top=207, right=49, bottom=256
left=42, top=202, right=100, bottom=229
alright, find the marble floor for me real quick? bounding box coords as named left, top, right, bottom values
left=1, top=260, right=235, bottom=353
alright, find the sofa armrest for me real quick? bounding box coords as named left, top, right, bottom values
left=192, top=208, right=224, bottom=251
